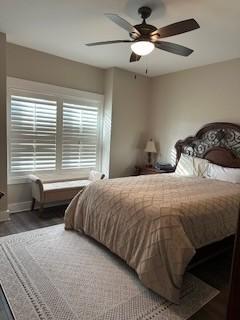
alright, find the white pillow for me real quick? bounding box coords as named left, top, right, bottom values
left=175, top=154, right=209, bottom=177
left=206, top=163, right=240, bottom=183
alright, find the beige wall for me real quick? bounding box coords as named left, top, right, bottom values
left=7, top=44, right=105, bottom=94
left=102, top=67, right=150, bottom=179
left=0, top=33, right=8, bottom=218
left=149, top=58, right=240, bottom=164
left=102, top=69, right=114, bottom=178
left=110, top=68, right=150, bottom=178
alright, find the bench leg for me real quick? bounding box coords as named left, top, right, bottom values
left=39, top=203, right=44, bottom=212
left=31, top=198, right=36, bottom=211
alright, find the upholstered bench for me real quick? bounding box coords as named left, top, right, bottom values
left=29, top=171, right=105, bottom=211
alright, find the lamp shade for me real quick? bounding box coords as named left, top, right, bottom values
left=144, top=139, right=157, bottom=153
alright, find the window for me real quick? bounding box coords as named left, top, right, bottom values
left=9, top=95, right=57, bottom=174
left=62, top=102, right=99, bottom=170
left=8, top=78, right=103, bottom=182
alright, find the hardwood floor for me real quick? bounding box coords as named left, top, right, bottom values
left=190, top=250, right=232, bottom=320
left=0, top=206, right=65, bottom=237
left=0, top=207, right=233, bottom=320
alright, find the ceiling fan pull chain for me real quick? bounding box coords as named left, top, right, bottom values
left=145, top=56, right=149, bottom=76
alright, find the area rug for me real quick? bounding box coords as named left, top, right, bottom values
left=0, top=224, right=219, bottom=320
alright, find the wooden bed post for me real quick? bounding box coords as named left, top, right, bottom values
left=226, top=206, right=240, bottom=320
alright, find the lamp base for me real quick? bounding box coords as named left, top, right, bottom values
left=146, top=152, right=152, bottom=168
left=146, top=164, right=153, bottom=168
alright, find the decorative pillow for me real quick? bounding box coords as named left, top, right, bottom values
left=175, top=154, right=209, bottom=177
left=206, top=163, right=240, bottom=183
left=197, top=157, right=211, bottom=177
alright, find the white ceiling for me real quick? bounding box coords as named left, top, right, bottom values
left=0, top=0, right=240, bottom=76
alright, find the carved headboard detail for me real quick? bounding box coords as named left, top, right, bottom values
left=175, top=122, right=240, bottom=168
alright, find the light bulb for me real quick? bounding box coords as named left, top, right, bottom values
left=131, top=41, right=154, bottom=56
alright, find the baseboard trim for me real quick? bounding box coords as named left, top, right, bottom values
left=8, top=200, right=69, bottom=214
left=0, top=210, right=10, bottom=222
left=8, top=201, right=31, bottom=214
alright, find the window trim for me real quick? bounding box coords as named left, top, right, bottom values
left=7, top=77, right=104, bottom=184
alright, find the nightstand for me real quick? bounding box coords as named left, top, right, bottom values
left=135, top=166, right=175, bottom=176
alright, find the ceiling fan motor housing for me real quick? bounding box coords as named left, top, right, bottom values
left=130, top=7, right=158, bottom=41
left=130, top=24, right=158, bottom=40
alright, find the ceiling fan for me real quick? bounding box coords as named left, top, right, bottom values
left=86, top=6, right=200, bottom=63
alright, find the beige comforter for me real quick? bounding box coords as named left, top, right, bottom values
left=64, top=174, right=240, bottom=303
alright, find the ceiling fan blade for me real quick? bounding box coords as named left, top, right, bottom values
left=155, top=41, right=194, bottom=56
left=105, top=13, right=140, bottom=35
left=86, top=40, right=132, bottom=46
left=130, top=52, right=141, bottom=63
left=152, top=19, right=200, bottom=38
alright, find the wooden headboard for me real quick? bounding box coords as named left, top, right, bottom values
left=175, top=122, right=240, bottom=168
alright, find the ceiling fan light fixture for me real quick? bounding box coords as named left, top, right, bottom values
left=131, top=41, right=154, bottom=56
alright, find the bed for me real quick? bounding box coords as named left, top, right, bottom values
left=64, top=122, right=240, bottom=304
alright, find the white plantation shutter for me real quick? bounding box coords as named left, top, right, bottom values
left=8, top=79, right=103, bottom=181
left=9, top=95, right=57, bottom=175
left=62, top=102, right=99, bottom=170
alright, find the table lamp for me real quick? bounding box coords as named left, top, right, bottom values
left=144, top=139, right=157, bottom=167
